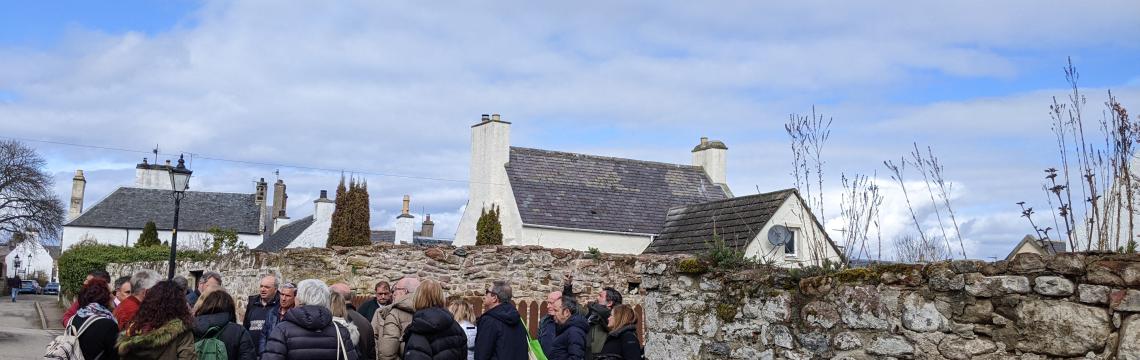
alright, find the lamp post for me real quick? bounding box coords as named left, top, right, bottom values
left=166, top=154, right=193, bottom=280
left=13, top=255, right=20, bottom=277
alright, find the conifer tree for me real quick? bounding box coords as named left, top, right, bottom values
left=327, top=175, right=348, bottom=247
left=475, top=205, right=503, bottom=245
left=345, top=180, right=371, bottom=246
left=136, top=221, right=160, bottom=248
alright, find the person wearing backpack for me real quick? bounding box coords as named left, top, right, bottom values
left=193, top=290, right=256, bottom=360
left=48, top=278, right=120, bottom=359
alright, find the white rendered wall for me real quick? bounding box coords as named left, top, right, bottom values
left=520, top=226, right=652, bottom=255
left=395, top=217, right=414, bottom=245
left=454, top=120, right=525, bottom=246
left=134, top=168, right=172, bottom=190
left=4, top=241, right=54, bottom=279
left=61, top=226, right=263, bottom=250
left=742, top=197, right=843, bottom=267
left=284, top=216, right=332, bottom=249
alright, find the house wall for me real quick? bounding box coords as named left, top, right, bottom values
left=4, top=241, right=53, bottom=280
left=520, top=226, right=653, bottom=254
left=454, top=119, right=525, bottom=246
left=285, top=217, right=332, bottom=249
left=742, top=196, right=842, bottom=267
left=61, top=226, right=263, bottom=250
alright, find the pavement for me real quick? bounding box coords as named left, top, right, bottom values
left=0, top=294, right=65, bottom=359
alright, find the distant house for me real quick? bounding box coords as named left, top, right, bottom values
left=256, top=194, right=449, bottom=251
left=3, top=232, right=55, bottom=281
left=642, top=189, right=843, bottom=267
left=1005, top=234, right=1067, bottom=261
left=452, top=114, right=732, bottom=254
left=61, top=159, right=284, bottom=250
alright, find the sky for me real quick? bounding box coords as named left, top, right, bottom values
left=2, top=0, right=1140, bottom=260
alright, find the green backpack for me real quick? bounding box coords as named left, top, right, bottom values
left=194, top=325, right=229, bottom=360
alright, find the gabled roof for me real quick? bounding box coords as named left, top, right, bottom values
left=505, top=147, right=729, bottom=235
left=370, top=230, right=451, bottom=246
left=254, top=215, right=315, bottom=252
left=67, top=187, right=262, bottom=234
left=644, top=189, right=796, bottom=254
left=1005, top=235, right=1067, bottom=261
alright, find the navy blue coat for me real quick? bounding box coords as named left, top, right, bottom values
left=543, top=315, right=588, bottom=360
left=473, top=302, right=528, bottom=360
left=402, top=307, right=468, bottom=360
left=243, top=293, right=279, bottom=352
left=261, top=305, right=359, bottom=360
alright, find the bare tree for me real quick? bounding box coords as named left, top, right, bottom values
left=839, top=173, right=884, bottom=263
left=0, top=140, right=65, bottom=240
left=894, top=232, right=949, bottom=264
left=786, top=107, right=837, bottom=266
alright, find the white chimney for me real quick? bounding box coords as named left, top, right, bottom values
left=133, top=158, right=173, bottom=189
left=68, top=170, right=86, bottom=221
left=314, top=190, right=335, bottom=222
left=692, top=137, right=730, bottom=195
left=395, top=195, right=414, bottom=245
left=273, top=213, right=292, bottom=232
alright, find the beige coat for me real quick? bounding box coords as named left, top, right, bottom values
left=373, top=294, right=415, bottom=360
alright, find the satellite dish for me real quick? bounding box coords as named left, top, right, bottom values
left=768, top=225, right=792, bottom=246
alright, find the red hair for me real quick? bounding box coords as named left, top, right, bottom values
left=77, top=278, right=112, bottom=308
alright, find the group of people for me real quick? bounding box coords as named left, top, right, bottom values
left=55, top=269, right=643, bottom=360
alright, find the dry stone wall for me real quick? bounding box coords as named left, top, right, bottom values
left=106, top=245, right=1140, bottom=359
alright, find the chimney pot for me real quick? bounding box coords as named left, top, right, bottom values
left=481, top=114, right=490, bottom=122
left=320, top=190, right=328, bottom=199
left=700, top=137, right=709, bottom=145
left=491, top=114, right=501, bottom=121
left=165, top=159, right=171, bottom=166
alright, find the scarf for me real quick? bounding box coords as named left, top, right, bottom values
left=75, top=302, right=116, bottom=324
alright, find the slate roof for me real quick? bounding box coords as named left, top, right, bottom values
left=644, top=189, right=797, bottom=254
left=1005, top=235, right=1067, bottom=261
left=254, top=215, right=315, bottom=252
left=44, top=246, right=61, bottom=260
left=67, top=187, right=262, bottom=234
left=506, top=147, right=729, bottom=235
left=370, top=230, right=451, bottom=246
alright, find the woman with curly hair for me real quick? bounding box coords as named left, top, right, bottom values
left=68, top=278, right=120, bottom=359
left=116, top=280, right=197, bottom=359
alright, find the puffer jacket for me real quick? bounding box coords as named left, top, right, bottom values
left=116, top=318, right=197, bottom=360
left=262, top=305, right=359, bottom=360
left=194, top=312, right=256, bottom=360
left=473, top=302, right=528, bottom=360
left=595, top=325, right=640, bottom=360
left=402, top=307, right=468, bottom=360
left=546, top=315, right=588, bottom=360
left=373, top=294, right=415, bottom=360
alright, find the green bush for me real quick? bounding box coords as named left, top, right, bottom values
left=58, top=243, right=211, bottom=296
left=135, top=221, right=160, bottom=248
left=676, top=258, right=709, bottom=274
left=475, top=205, right=503, bottom=246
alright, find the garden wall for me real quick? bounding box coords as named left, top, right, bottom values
left=105, top=245, right=1140, bottom=359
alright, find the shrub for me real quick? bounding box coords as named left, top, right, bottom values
left=587, top=247, right=601, bottom=258
left=58, top=243, right=210, bottom=296
left=475, top=205, right=503, bottom=246
left=135, top=221, right=160, bottom=248
left=676, top=258, right=709, bottom=274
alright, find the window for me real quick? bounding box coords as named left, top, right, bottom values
left=784, top=229, right=796, bottom=255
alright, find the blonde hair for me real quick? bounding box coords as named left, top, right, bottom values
left=192, top=282, right=224, bottom=314
left=329, top=291, right=348, bottom=318
left=448, top=298, right=475, bottom=324
left=610, top=304, right=637, bottom=331
left=413, top=279, right=445, bottom=311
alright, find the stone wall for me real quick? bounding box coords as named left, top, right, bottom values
left=106, top=245, right=1140, bottom=359
left=643, top=252, right=1140, bottom=359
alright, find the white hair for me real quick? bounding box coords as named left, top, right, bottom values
left=131, top=269, right=161, bottom=293
left=295, top=279, right=330, bottom=308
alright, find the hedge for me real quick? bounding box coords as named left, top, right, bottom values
left=58, top=243, right=212, bottom=296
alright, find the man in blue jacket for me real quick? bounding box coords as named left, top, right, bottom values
left=474, top=280, right=528, bottom=360
left=542, top=296, right=588, bottom=360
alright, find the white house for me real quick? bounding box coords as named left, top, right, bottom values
left=452, top=114, right=733, bottom=254
left=255, top=193, right=449, bottom=251
left=642, top=188, right=844, bottom=267
left=4, top=233, right=55, bottom=281
left=61, top=159, right=283, bottom=250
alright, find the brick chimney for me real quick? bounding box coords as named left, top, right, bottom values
left=255, top=178, right=268, bottom=234
left=395, top=195, right=415, bottom=244
left=420, top=214, right=435, bottom=238
left=692, top=137, right=730, bottom=196
left=271, top=179, right=288, bottom=222
left=68, top=170, right=86, bottom=221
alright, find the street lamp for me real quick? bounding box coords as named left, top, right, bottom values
left=13, top=255, right=20, bottom=276
left=166, top=154, right=192, bottom=280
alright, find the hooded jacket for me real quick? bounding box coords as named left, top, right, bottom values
left=194, top=312, right=257, bottom=360
left=473, top=302, right=528, bottom=360
left=373, top=294, right=415, bottom=360
left=262, top=305, right=359, bottom=360
left=402, top=307, right=468, bottom=360
left=595, top=325, right=640, bottom=360
left=116, top=318, right=197, bottom=360
left=545, top=315, right=589, bottom=360
left=584, top=303, right=611, bottom=357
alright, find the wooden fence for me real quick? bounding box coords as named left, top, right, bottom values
left=352, top=295, right=645, bottom=344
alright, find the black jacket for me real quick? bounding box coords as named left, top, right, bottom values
left=356, top=297, right=384, bottom=325
left=194, top=312, right=257, bottom=360
left=595, top=325, right=640, bottom=360
left=262, top=305, right=359, bottom=360
left=545, top=315, right=588, bottom=360
left=70, top=315, right=120, bottom=360
left=402, top=307, right=468, bottom=360
left=473, top=302, right=528, bottom=360
left=243, top=293, right=279, bottom=350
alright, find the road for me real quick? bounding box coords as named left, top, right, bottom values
left=0, top=294, right=64, bottom=359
